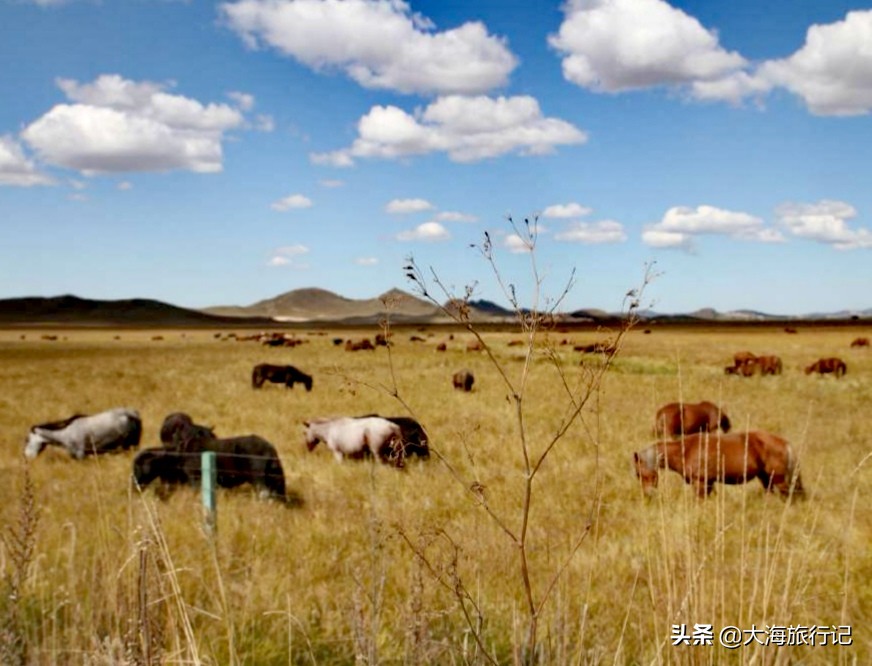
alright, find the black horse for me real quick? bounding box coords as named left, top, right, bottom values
left=357, top=414, right=430, bottom=459
left=251, top=363, right=313, bottom=391
left=151, top=412, right=288, bottom=501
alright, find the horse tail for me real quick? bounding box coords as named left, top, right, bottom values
left=265, top=455, right=287, bottom=502
left=124, top=414, right=143, bottom=450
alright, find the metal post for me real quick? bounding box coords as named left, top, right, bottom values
left=202, top=451, right=217, bottom=535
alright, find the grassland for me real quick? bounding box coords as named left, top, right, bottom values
left=0, top=324, right=870, bottom=664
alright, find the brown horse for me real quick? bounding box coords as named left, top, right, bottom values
left=633, top=431, right=804, bottom=499
left=850, top=337, right=870, bottom=348
left=654, top=401, right=731, bottom=437
left=756, top=355, right=783, bottom=376
left=805, top=357, right=847, bottom=377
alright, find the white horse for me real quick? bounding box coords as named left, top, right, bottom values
left=304, top=416, right=404, bottom=467
left=24, top=408, right=142, bottom=459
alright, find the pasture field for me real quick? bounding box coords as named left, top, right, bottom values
left=0, top=324, right=870, bottom=664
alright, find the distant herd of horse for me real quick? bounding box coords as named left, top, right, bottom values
left=19, top=333, right=869, bottom=503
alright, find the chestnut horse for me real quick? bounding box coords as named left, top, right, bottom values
left=756, top=355, right=783, bottom=376
left=654, top=401, right=730, bottom=437
left=805, top=357, right=847, bottom=377
left=633, top=431, right=804, bottom=499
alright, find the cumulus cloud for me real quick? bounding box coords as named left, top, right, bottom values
left=756, top=10, right=872, bottom=116
left=310, top=95, right=586, bottom=165
left=319, top=179, right=344, bottom=188
left=0, top=136, right=53, bottom=187
left=355, top=256, right=379, bottom=266
left=776, top=200, right=872, bottom=249
left=642, top=205, right=784, bottom=250
left=549, top=0, right=746, bottom=94
left=385, top=198, right=434, bottom=214
left=271, top=193, right=313, bottom=211
left=542, top=202, right=592, bottom=219
left=554, top=220, right=627, bottom=244
left=435, top=210, right=477, bottom=223
left=504, top=233, right=532, bottom=254
left=220, top=0, right=517, bottom=96
left=267, top=244, right=310, bottom=266
left=20, top=74, right=249, bottom=175
left=396, top=221, right=450, bottom=241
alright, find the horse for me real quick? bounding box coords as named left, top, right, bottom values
left=632, top=431, right=805, bottom=499
left=850, top=337, right=870, bottom=348
left=452, top=369, right=475, bottom=392
left=805, top=357, right=847, bottom=377
left=132, top=446, right=287, bottom=503
left=756, top=355, right=783, bottom=376
left=24, top=408, right=142, bottom=459
left=357, top=414, right=430, bottom=459
left=345, top=338, right=375, bottom=351
left=153, top=413, right=287, bottom=501
left=303, top=417, right=404, bottom=467
left=654, top=401, right=730, bottom=438
left=251, top=363, right=313, bottom=391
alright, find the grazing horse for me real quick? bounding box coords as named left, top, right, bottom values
left=654, top=401, right=731, bottom=438
left=24, top=408, right=142, bottom=459
left=756, top=355, right=783, bottom=376
left=153, top=413, right=287, bottom=501
left=357, top=414, right=430, bottom=459
left=132, top=446, right=287, bottom=502
left=251, top=363, right=313, bottom=391
left=345, top=338, right=375, bottom=351
left=452, top=369, right=475, bottom=392
left=303, top=417, right=404, bottom=467
left=805, top=357, right=847, bottom=377
left=850, top=337, right=870, bottom=348
left=633, top=431, right=805, bottom=499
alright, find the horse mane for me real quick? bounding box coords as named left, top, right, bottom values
left=635, top=445, right=660, bottom=470
left=32, top=413, right=88, bottom=432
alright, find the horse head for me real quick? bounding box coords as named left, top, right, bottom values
left=24, top=428, right=53, bottom=459
left=132, top=450, right=166, bottom=489
left=632, top=447, right=661, bottom=496
left=303, top=420, right=322, bottom=451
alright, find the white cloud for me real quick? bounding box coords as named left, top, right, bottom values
left=643, top=204, right=784, bottom=251
left=504, top=233, right=532, bottom=254
left=435, top=210, right=478, bottom=223
left=554, top=220, right=627, bottom=244
left=542, top=202, right=592, bottom=219
left=254, top=114, right=275, bottom=132
left=267, top=244, right=310, bottom=266
left=549, top=0, right=746, bottom=93
left=117, top=181, right=133, bottom=190
left=776, top=200, right=872, bottom=249
left=386, top=198, right=434, bottom=214
left=20, top=74, right=248, bottom=175
left=68, top=193, right=88, bottom=202
left=0, top=136, right=53, bottom=187
left=220, top=0, right=517, bottom=96
left=396, top=221, right=450, bottom=242
left=311, top=95, right=586, bottom=165
left=355, top=256, right=379, bottom=266
left=227, top=91, right=255, bottom=111
left=756, top=10, right=872, bottom=116
left=319, top=179, right=344, bottom=188
left=271, top=193, right=313, bottom=211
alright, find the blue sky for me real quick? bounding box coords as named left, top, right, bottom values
left=2, top=0, right=871, bottom=315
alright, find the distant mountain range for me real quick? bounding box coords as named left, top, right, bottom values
left=0, top=289, right=869, bottom=326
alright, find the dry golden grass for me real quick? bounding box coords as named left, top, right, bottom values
left=0, top=325, right=870, bottom=664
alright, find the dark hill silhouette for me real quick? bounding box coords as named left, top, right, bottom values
left=0, top=295, right=271, bottom=326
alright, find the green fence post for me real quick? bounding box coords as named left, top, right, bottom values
left=202, top=451, right=217, bottom=534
